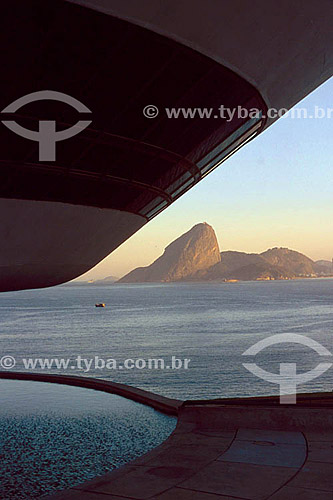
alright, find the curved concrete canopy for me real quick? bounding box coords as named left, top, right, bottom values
left=70, top=0, right=333, bottom=121
left=0, top=199, right=145, bottom=292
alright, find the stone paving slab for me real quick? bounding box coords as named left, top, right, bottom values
left=85, top=465, right=196, bottom=499
left=268, top=485, right=333, bottom=499
left=236, top=428, right=306, bottom=445
left=130, top=443, right=172, bottom=466
left=143, top=444, right=223, bottom=469
left=179, top=461, right=296, bottom=499
left=305, top=431, right=333, bottom=442
left=217, top=439, right=306, bottom=468
left=289, top=461, right=333, bottom=492
left=71, top=465, right=136, bottom=493
left=216, top=428, right=306, bottom=468
left=168, top=431, right=235, bottom=449
left=307, top=441, right=333, bottom=463
left=192, top=429, right=237, bottom=438
left=153, top=487, right=244, bottom=499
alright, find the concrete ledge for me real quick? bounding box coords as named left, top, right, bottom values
left=0, top=371, right=182, bottom=415
left=186, top=391, right=333, bottom=407
left=179, top=402, right=333, bottom=433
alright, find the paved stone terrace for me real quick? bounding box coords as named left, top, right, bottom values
left=44, top=393, right=333, bottom=500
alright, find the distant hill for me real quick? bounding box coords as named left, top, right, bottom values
left=77, top=275, right=119, bottom=285
left=313, top=260, right=333, bottom=275
left=195, top=251, right=267, bottom=280
left=118, top=224, right=325, bottom=283
left=118, top=223, right=221, bottom=283
left=260, top=247, right=314, bottom=276
left=197, top=251, right=293, bottom=281
left=194, top=249, right=311, bottom=281
left=91, top=275, right=119, bottom=284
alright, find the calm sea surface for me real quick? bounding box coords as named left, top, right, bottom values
left=1, top=280, right=333, bottom=498
left=1, top=280, right=332, bottom=399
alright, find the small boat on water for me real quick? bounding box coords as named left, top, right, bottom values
left=95, top=303, right=105, bottom=308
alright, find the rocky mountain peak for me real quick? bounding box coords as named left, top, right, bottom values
left=118, top=223, right=221, bottom=283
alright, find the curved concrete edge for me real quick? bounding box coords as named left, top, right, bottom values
left=0, top=371, right=183, bottom=416
left=179, top=402, right=333, bottom=433
left=184, top=391, right=333, bottom=408
left=1, top=371, right=332, bottom=418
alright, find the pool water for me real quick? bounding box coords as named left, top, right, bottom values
left=0, top=380, right=176, bottom=499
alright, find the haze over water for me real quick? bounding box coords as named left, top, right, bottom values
left=0, top=280, right=332, bottom=399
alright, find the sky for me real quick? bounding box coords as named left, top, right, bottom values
left=79, top=77, right=333, bottom=281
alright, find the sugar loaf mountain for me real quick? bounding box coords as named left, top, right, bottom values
left=118, top=223, right=332, bottom=283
